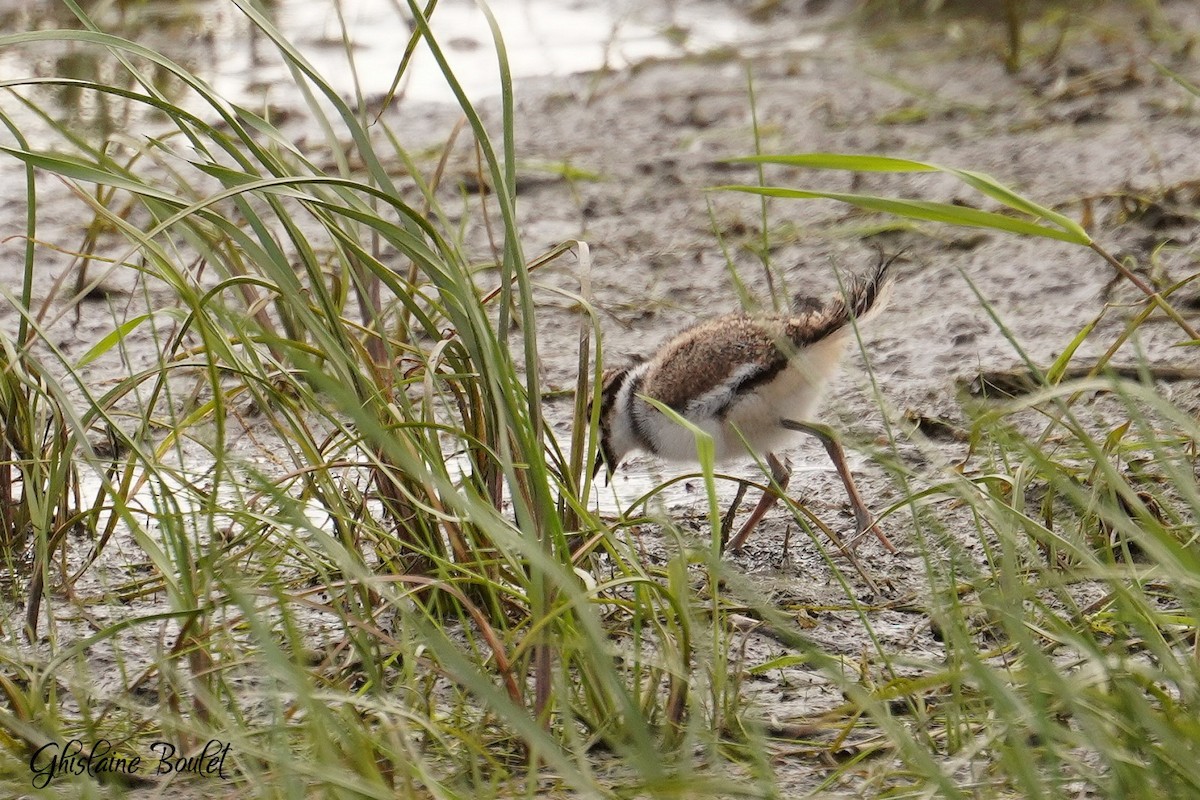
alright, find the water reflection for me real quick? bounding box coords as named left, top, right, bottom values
left=0, top=0, right=225, bottom=137
left=1, top=0, right=826, bottom=130
left=257, top=0, right=825, bottom=105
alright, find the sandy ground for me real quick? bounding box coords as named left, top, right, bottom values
left=3, top=0, right=1200, bottom=795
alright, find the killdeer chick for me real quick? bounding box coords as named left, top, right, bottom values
left=594, top=256, right=897, bottom=553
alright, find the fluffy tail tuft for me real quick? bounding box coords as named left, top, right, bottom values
left=845, top=250, right=897, bottom=323
left=787, top=251, right=899, bottom=344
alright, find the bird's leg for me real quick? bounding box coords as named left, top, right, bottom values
left=725, top=452, right=790, bottom=552
left=780, top=419, right=897, bottom=553
left=719, top=481, right=749, bottom=548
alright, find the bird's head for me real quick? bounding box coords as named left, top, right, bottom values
left=589, top=365, right=635, bottom=480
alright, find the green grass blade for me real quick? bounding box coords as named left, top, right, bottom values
left=727, top=152, right=1091, bottom=243
left=714, top=184, right=1089, bottom=243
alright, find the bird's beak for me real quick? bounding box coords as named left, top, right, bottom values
left=592, top=447, right=608, bottom=483
left=592, top=441, right=617, bottom=484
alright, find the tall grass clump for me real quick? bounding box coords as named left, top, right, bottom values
left=719, top=152, right=1200, bottom=796
left=0, top=2, right=730, bottom=797
left=0, top=326, right=85, bottom=643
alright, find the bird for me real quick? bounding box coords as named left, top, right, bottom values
left=592, top=255, right=898, bottom=554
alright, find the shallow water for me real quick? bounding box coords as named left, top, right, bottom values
left=234, top=0, right=825, bottom=104
left=0, top=0, right=824, bottom=116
